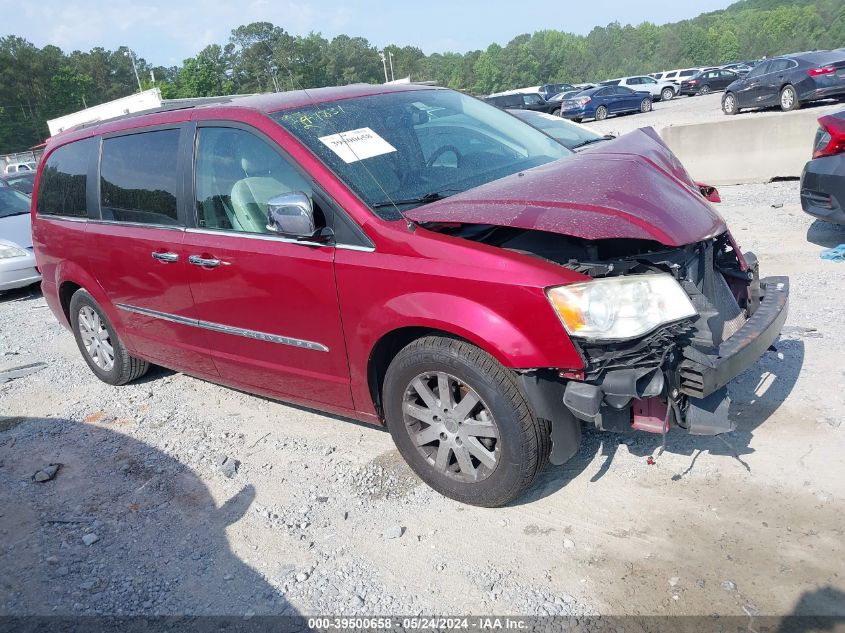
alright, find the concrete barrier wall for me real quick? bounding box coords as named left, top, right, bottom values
left=658, top=109, right=823, bottom=185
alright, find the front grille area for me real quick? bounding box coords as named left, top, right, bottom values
left=575, top=236, right=750, bottom=386
left=580, top=320, right=695, bottom=381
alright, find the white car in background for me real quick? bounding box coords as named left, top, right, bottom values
left=4, top=162, right=36, bottom=174
left=0, top=184, right=40, bottom=292
left=600, top=75, right=678, bottom=101
left=659, top=68, right=703, bottom=86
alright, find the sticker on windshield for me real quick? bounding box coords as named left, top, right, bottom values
left=318, top=128, right=397, bottom=163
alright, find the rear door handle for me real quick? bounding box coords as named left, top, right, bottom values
left=152, top=251, right=179, bottom=263
left=188, top=255, right=223, bottom=268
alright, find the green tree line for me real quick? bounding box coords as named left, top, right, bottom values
left=1, top=0, right=843, bottom=152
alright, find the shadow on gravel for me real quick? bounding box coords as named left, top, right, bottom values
left=519, top=338, right=804, bottom=503
left=0, top=284, right=42, bottom=303
left=806, top=219, right=845, bottom=248
left=777, top=586, right=845, bottom=632
left=0, top=417, right=299, bottom=619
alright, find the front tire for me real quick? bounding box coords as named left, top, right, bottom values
left=595, top=105, right=608, bottom=121
left=723, top=92, right=739, bottom=115
left=551, top=107, right=561, bottom=117
left=69, top=289, right=149, bottom=386
left=640, top=98, right=652, bottom=113
left=661, top=87, right=675, bottom=101
left=383, top=336, right=551, bottom=507
left=780, top=85, right=799, bottom=111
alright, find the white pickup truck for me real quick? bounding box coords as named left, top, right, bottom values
left=600, top=75, right=678, bottom=101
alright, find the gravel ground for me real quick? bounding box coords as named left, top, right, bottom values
left=1, top=181, right=844, bottom=621
left=585, top=92, right=845, bottom=137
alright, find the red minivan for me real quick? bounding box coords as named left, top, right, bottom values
left=31, top=85, right=788, bottom=506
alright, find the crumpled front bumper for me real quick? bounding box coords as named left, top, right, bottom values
left=679, top=276, right=789, bottom=399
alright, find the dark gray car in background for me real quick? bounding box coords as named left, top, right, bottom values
left=801, top=110, right=845, bottom=224
left=722, top=50, right=845, bottom=115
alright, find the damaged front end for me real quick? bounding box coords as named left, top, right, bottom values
left=407, top=128, right=788, bottom=465
left=501, top=230, right=788, bottom=464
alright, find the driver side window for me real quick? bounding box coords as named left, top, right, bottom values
left=194, top=127, right=314, bottom=235
left=746, top=62, right=770, bottom=79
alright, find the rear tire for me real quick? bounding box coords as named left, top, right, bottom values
left=69, top=289, right=149, bottom=386
left=723, top=92, right=739, bottom=115
left=595, top=105, right=608, bottom=121
left=780, top=85, right=799, bottom=111
left=699, top=84, right=712, bottom=95
left=573, top=117, right=583, bottom=123
left=660, top=87, right=675, bottom=101
left=383, top=336, right=551, bottom=507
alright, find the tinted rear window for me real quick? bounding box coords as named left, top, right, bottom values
left=36, top=138, right=94, bottom=217
left=100, top=130, right=180, bottom=225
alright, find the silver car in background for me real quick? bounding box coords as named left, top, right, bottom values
left=0, top=184, right=40, bottom=292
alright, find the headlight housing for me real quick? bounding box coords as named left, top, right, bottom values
left=546, top=273, right=697, bottom=341
left=0, top=244, right=27, bottom=259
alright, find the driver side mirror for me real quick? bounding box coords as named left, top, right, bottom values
left=266, top=192, right=332, bottom=243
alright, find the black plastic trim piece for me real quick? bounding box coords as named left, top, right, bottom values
left=679, top=276, right=789, bottom=398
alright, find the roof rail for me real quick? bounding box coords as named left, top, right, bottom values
left=59, top=94, right=258, bottom=135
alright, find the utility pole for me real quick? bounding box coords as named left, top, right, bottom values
left=124, top=48, right=143, bottom=92
left=379, top=52, right=389, bottom=83
left=388, top=51, right=395, bottom=82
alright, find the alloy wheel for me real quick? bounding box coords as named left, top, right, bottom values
left=724, top=94, right=736, bottom=114
left=596, top=106, right=608, bottom=120
left=661, top=88, right=674, bottom=101
left=699, top=85, right=711, bottom=95
left=78, top=306, right=115, bottom=371
left=402, top=371, right=500, bottom=483
left=781, top=88, right=795, bottom=110
left=641, top=99, right=652, bottom=112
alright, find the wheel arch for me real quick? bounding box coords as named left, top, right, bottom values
left=53, top=262, right=121, bottom=332
left=367, top=326, right=459, bottom=418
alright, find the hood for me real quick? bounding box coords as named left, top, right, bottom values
left=0, top=212, right=34, bottom=248
left=406, top=127, right=727, bottom=247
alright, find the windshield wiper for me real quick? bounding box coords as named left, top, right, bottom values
left=570, top=135, right=615, bottom=149
left=371, top=189, right=459, bottom=209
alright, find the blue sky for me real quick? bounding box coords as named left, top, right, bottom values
left=1, top=0, right=733, bottom=66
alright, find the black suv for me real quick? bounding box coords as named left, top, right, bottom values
left=539, top=83, right=575, bottom=100
left=722, top=50, right=845, bottom=115
left=484, top=93, right=556, bottom=114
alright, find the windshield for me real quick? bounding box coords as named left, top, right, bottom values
left=509, top=110, right=604, bottom=149
left=272, top=89, right=572, bottom=219
left=0, top=187, right=31, bottom=218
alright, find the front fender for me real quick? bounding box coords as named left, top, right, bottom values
left=345, top=288, right=584, bottom=416
left=376, top=291, right=579, bottom=367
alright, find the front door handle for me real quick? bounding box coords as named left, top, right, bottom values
left=188, top=255, right=223, bottom=268
left=152, top=251, right=179, bottom=263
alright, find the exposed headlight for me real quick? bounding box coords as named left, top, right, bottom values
left=546, top=273, right=697, bottom=341
left=0, top=244, right=27, bottom=259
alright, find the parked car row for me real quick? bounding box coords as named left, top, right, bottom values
left=27, top=84, right=788, bottom=507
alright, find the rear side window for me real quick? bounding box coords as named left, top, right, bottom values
left=36, top=138, right=94, bottom=217
left=100, top=130, right=180, bottom=225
